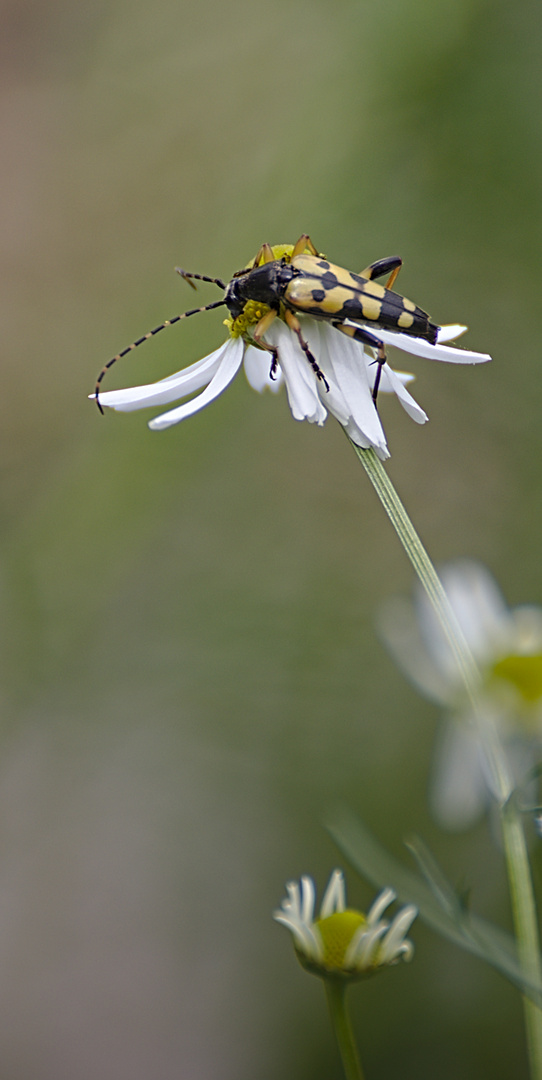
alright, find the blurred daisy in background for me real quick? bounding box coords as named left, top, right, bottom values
left=379, top=560, right=542, bottom=829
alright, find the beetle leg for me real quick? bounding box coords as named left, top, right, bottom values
left=284, top=309, right=330, bottom=391
left=292, top=234, right=320, bottom=258
left=252, top=308, right=282, bottom=379
left=332, top=321, right=387, bottom=404
left=359, top=256, right=402, bottom=290
left=250, top=242, right=275, bottom=267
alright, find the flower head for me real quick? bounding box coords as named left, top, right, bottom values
left=274, top=869, right=417, bottom=980
left=91, top=242, right=491, bottom=459
left=379, top=560, right=542, bottom=828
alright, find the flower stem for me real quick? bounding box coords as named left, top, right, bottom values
left=324, top=978, right=365, bottom=1080
left=503, top=806, right=542, bottom=1077
left=350, top=442, right=542, bottom=1080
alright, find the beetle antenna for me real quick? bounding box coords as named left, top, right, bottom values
left=94, top=299, right=227, bottom=413
left=175, top=268, right=226, bottom=291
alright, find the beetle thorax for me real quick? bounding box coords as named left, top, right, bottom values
left=225, top=259, right=295, bottom=319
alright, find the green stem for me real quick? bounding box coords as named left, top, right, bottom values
left=503, top=808, right=542, bottom=1076
left=324, top=978, right=365, bottom=1080
left=351, top=442, right=542, bottom=1080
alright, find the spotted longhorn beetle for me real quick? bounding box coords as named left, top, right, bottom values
left=94, top=234, right=440, bottom=411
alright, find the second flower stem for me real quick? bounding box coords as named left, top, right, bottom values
left=324, top=978, right=365, bottom=1080
left=351, top=442, right=542, bottom=1080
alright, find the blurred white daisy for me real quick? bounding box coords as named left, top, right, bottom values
left=379, top=560, right=542, bottom=829
left=274, top=869, right=416, bottom=979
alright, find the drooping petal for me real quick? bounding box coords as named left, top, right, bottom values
left=429, top=719, right=490, bottom=830
left=373, top=367, right=415, bottom=392
left=148, top=337, right=245, bottom=430
left=379, top=363, right=428, bottom=424
left=266, top=320, right=328, bottom=425
left=316, top=323, right=389, bottom=457
left=378, top=596, right=452, bottom=704
left=92, top=341, right=231, bottom=412
left=243, top=344, right=284, bottom=393
left=418, top=560, right=512, bottom=673
left=379, top=906, right=417, bottom=964
left=273, top=909, right=322, bottom=961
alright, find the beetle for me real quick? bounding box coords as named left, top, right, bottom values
left=94, top=234, right=439, bottom=411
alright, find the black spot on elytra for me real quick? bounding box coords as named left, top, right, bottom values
left=317, top=259, right=330, bottom=270
left=311, top=289, right=326, bottom=302
left=340, top=297, right=365, bottom=320
left=349, top=271, right=366, bottom=285
left=320, top=271, right=339, bottom=290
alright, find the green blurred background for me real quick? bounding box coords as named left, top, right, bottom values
left=1, top=0, right=541, bottom=1075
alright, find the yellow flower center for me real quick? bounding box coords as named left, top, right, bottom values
left=314, top=910, right=366, bottom=969
left=224, top=301, right=271, bottom=338
left=491, top=653, right=542, bottom=704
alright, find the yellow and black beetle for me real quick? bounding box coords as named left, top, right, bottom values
left=94, top=234, right=439, bottom=411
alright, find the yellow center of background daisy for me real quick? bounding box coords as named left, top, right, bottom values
left=492, top=653, right=542, bottom=704
left=315, top=910, right=367, bottom=969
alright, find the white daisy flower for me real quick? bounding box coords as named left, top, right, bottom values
left=274, top=869, right=417, bottom=979
left=90, top=243, right=491, bottom=460
left=379, top=560, right=542, bottom=829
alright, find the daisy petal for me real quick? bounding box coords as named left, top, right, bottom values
left=243, top=345, right=283, bottom=393
left=300, top=876, right=316, bottom=925
left=437, top=324, right=468, bottom=343
left=348, top=324, right=491, bottom=365
left=148, top=337, right=245, bottom=429
left=375, top=367, right=415, bottom=392
left=320, top=869, right=346, bottom=918
left=317, top=323, right=389, bottom=455
left=366, top=887, right=395, bottom=926
left=429, top=720, right=490, bottom=830
left=380, top=364, right=428, bottom=423
left=92, top=343, right=230, bottom=412
left=266, top=321, right=327, bottom=425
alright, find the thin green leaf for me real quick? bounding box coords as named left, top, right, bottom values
left=327, top=805, right=542, bottom=1007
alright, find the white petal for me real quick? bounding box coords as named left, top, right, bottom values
left=379, top=907, right=417, bottom=963
left=351, top=923, right=389, bottom=968
left=429, top=719, right=491, bottom=830
left=148, top=337, right=245, bottom=429
left=283, top=881, right=302, bottom=919
left=93, top=342, right=229, bottom=412
left=377, top=596, right=452, bottom=704
left=373, top=366, right=415, bottom=392
left=380, top=364, right=428, bottom=424
left=342, top=422, right=390, bottom=460
left=437, top=324, right=468, bottom=343
left=273, top=912, right=322, bottom=961
left=420, top=560, right=511, bottom=669
left=317, top=323, right=389, bottom=455
left=366, top=887, right=395, bottom=926
left=320, top=869, right=346, bottom=918
left=266, top=321, right=327, bottom=425
left=243, top=345, right=283, bottom=393
left=343, top=925, right=372, bottom=968
left=300, top=876, right=316, bottom=926
left=353, top=325, right=491, bottom=365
